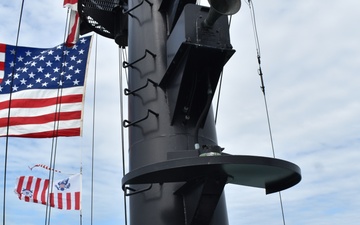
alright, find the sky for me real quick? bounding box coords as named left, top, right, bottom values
left=1, top=0, right=360, bottom=225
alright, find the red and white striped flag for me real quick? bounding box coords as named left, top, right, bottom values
left=14, top=173, right=81, bottom=210
left=64, top=0, right=80, bottom=47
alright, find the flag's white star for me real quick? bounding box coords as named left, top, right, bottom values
left=75, top=69, right=81, bottom=74
left=66, top=75, right=72, bottom=80
left=37, top=66, right=44, bottom=73
left=25, top=50, right=32, bottom=56
left=36, top=78, right=42, bottom=83
left=73, top=79, right=80, bottom=85
left=28, top=72, right=35, bottom=78
left=20, top=78, right=27, bottom=85
left=42, top=82, right=48, bottom=87
left=17, top=56, right=24, bottom=62
left=46, top=61, right=52, bottom=67
left=12, top=85, right=19, bottom=91
left=53, top=67, right=60, bottom=73
left=54, top=55, right=61, bottom=61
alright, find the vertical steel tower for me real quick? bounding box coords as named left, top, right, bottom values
left=79, top=1, right=301, bottom=224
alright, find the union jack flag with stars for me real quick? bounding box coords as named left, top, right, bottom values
left=0, top=35, right=92, bottom=138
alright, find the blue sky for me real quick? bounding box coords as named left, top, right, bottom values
left=1, top=0, right=360, bottom=225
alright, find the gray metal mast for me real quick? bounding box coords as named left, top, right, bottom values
left=78, top=1, right=301, bottom=225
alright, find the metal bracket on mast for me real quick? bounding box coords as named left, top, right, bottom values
left=123, top=49, right=156, bottom=68
left=124, top=79, right=158, bottom=95
left=124, top=184, right=153, bottom=196
left=123, top=109, right=159, bottom=128
left=122, top=0, right=153, bottom=17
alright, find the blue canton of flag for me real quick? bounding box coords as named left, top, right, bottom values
left=0, top=36, right=92, bottom=138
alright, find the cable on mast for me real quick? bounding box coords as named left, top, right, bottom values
left=119, top=46, right=129, bottom=225
left=247, top=1, right=287, bottom=224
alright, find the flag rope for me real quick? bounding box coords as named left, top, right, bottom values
left=119, top=46, right=129, bottom=225
left=45, top=4, right=74, bottom=225
left=90, top=34, right=98, bottom=225
left=2, top=1, right=26, bottom=225
left=246, top=0, right=287, bottom=224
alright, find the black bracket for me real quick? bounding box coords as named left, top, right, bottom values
left=123, top=0, right=153, bottom=17
left=124, top=79, right=158, bottom=95
left=123, top=109, right=159, bottom=127
left=123, top=49, right=156, bottom=68
left=124, top=184, right=153, bottom=196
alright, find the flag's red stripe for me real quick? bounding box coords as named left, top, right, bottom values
left=66, top=12, right=79, bottom=46
left=33, top=178, right=42, bottom=203
left=0, top=94, right=83, bottom=110
left=0, top=62, right=4, bottom=71
left=66, top=192, right=72, bottom=210
left=58, top=193, right=63, bottom=209
left=5, top=128, right=80, bottom=138
left=41, top=179, right=49, bottom=204
left=49, top=193, right=55, bottom=207
left=75, top=192, right=80, bottom=210
left=0, top=111, right=81, bottom=127
left=64, top=0, right=78, bottom=5
left=24, top=176, right=33, bottom=202
left=0, top=43, right=5, bottom=52
left=16, top=176, right=25, bottom=199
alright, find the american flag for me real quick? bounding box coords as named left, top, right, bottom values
left=14, top=173, right=81, bottom=210
left=0, top=36, right=92, bottom=138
